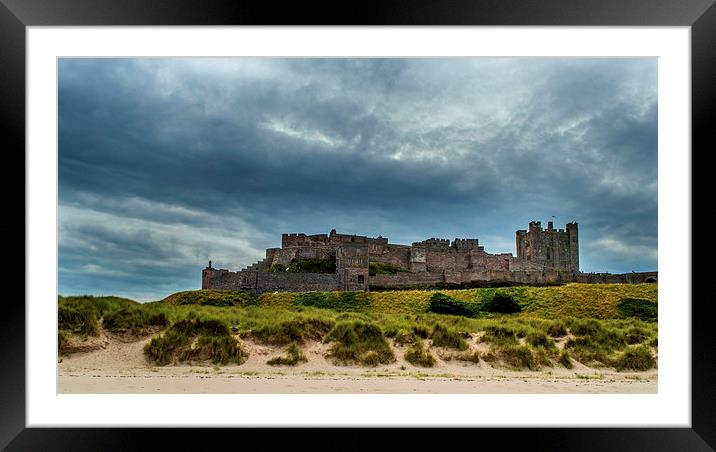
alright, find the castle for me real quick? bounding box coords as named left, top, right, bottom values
left=202, top=221, right=657, bottom=294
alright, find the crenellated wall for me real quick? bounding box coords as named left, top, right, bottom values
left=202, top=222, right=656, bottom=293
left=281, top=229, right=389, bottom=248
left=515, top=221, right=579, bottom=272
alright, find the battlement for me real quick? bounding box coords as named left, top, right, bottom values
left=529, top=221, right=542, bottom=231
left=522, top=221, right=570, bottom=236
left=205, top=220, right=596, bottom=293
left=451, top=238, right=479, bottom=251
left=516, top=221, right=578, bottom=272
left=282, top=230, right=389, bottom=248
left=281, top=232, right=331, bottom=247
left=412, top=238, right=450, bottom=250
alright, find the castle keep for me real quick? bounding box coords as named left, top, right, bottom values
left=202, top=221, right=657, bottom=294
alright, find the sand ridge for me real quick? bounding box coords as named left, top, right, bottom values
left=58, top=331, right=657, bottom=394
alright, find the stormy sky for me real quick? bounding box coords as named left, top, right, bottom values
left=58, top=58, right=658, bottom=301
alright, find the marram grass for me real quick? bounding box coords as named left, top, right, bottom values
left=58, top=283, right=658, bottom=371
left=159, top=283, right=656, bottom=320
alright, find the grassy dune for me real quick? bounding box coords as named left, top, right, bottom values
left=161, top=290, right=258, bottom=307
left=58, top=283, right=658, bottom=371
left=258, top=283, right=657, bottom=319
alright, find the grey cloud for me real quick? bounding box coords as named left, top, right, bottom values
left=58, top=57, right=658, bottom=300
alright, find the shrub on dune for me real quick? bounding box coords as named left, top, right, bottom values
left=558, top=350, right=573, bottom=369
left=267, top=342, right=308, bottom=366
left=430, top=323, right=468, bottom=350
left=58, top=305, right=99, bottom=337
left=144, top=318, right=246, bottom=366
left=427, top=293, right=476, bottom=317
left=404, top=339, right=436, bottom=367
left=546, top=321, right=568, bottom=337
left=251, top=317, right=335, bottom=345
left=497, top=345, right=539, bottom=370
left=613, top=345, right=656, bottom=371
left=323, top=321, right=395, bottom=366
left=616, top=298, right=657, bottom=322
left=478, top=291, right=522, bottom=313
left=102, top=308, right=168, bottom=336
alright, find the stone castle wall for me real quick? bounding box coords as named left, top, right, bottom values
left=368, top=245, right=411, bottom=268
left=201, top=221, right=657, bottom=293
left=202, top=268, right=341, bottom=293
left=370, top=271, right=445, bottom=286
left=371, top=270, right=658, bottom=287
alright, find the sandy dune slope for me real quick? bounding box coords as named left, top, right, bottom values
left=58, top=332, right=657, bottom=394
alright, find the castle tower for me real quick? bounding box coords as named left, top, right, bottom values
left=336, top=243, right=369, bottom=291
left=567, top=222, right=579, bottom=272
left=515, top=221, right=579, bottom=272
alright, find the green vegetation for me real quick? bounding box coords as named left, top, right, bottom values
left=613, top=345, right=656, bottom=371
left=267, top=264, right=286, bottom=272
left=162, top=290, right=259, bottom=307
left=468, top=283, right=657, bottom=319
left=427, top=293, right=477, bottom=317
left=267, top=342, right=308, bottom=366
left=481, top=326, right=518, bottom=346
left=102, top=308, right=168, bottom=336
left=385, top=322, right=431, bottom=346
left=560, top=318, right=656, bottom=370
left=58, top=304, right=100, bottom=337
left=58, top=295, right=156, bottom=355
left=480, top=324, right=556, bottom=370
left=294, top=291, right=370, bottom=312
left=267, top=258, right=336, bottom=273
left=426, top=290, right=522, bottom=316
left=477, top=290, right=522, bottom=313
left=369, top=262, right=410, bottom=276
left=169, top=318, right=231, bottom=336
left=495, top=345, right=540, bottom=370
left=323, top=321, right=395, bottom=366
left=617, top=298, right=658, bottom=322
left=250, top=317, right=334, bottom=345
left=390, top=329, right=417, bottom=345
left=558, top=350, right=573, bottom=369
left=58, top=330, right=71, bottom=356
left=144, top=318, right=246, bottom=366
left=59, top=295, right=139, bottom=316
left=404, top=339, right=436, bottom=367
left=449, top=350, right=481, bottom=363
left=258, top=283, right=658, bottom=319
left=430, top=323, right=468, bottom=350
left=525, top=331, right=554, bottom=349
left=58, top=295, right=142, bottom=337
left=546, top=320, right=568, bottom=337
left=59, top=282, right=658, bottom=371
left=624, top=326, right=649, bottom=345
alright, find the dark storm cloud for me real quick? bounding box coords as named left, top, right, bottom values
left=58, top=58, right=657, bottom=300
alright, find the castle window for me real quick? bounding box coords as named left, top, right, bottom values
left=357, top=275, right=364, bottom=283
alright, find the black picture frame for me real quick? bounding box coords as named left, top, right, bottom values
left=4, top=0, right=713, bottom=450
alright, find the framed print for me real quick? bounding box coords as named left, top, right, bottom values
left=5, top=0, right=714, bottom=449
